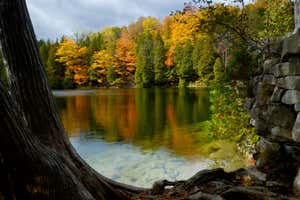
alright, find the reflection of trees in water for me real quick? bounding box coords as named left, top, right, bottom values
left=56, top=88, right=210, bottom=156
left=58, top=96, right=92, bottom=136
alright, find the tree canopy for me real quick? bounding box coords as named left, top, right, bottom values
left=38, top=0, right=293, bottom=89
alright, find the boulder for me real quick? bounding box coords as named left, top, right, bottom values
left=274, top=62, right=300, bottom=78
left=295, top=103, right=300, bottom=112
left=255, top=139, right=280, bottom=169
left=244, top=97, right=255, bottom=112
left=292, top=113, right=300, bottom=142
left=281, top=90, right=300, bottom=105
left=294, top=168, right=300, bottom=195
left=262, top=75, right=276, bottom=85
left=277, top=76, right=300, bottom=90
left=281, top=32, right=300, bottom=61
left=263, top=58, right=280, bottom=74
left=271, top=127, right=292, bottom=139
left=246, top=166, right=267, bottom=182
left=270, top=87, right=285, bottom=103
left=255, top=119, right=269, bottom=136
left=266, top=104, right=296, bottom=129
left=255, top=83, right=275, bottom=106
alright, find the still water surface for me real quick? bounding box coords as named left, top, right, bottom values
left=54, top=88, right=249, bottom=187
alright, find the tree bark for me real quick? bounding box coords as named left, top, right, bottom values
left=0, top=1, right=144, bottom=199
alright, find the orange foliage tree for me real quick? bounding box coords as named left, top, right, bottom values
left=56, top=38, right=89, bottom=87
left=115, top=28, right=136, bottom=73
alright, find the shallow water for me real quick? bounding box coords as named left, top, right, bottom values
left=54, top=88, right=249, bottom=187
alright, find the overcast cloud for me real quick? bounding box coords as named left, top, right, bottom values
left=26, top=0, right=185, bottom=40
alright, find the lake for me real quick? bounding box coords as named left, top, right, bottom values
left=54, top=88, right=251, bottom=188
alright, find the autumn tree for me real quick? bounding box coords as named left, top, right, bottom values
left=101, top=27, right=121, bottom=55
left=115, top=28, right=136, bottom=73
left=56, top=38, right=89, bottom=87
left=25, top=0, right=295, bottom=89
left=89, top=50, right=125, bottom=86
left=76, top=32, right=105, bottom=64
left=127, top=17, right=146, bottom=41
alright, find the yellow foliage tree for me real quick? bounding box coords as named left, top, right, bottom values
left=90, top=50, right=120, bottom=85
left=56, top=38, right=89, bottom=86
left=163, top=10, right=205, bottom=67
left=142, top=17, right=161, bottom=35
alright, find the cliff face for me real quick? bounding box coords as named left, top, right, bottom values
left=247, top=31, right=300, bottom=194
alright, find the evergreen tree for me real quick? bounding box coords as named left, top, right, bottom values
left=172, top=44, right=183, bottom=84
left=39, top=39, right=51, bottom=68
left=135, top=32, right=154, bottom=88
left=46, top=43, right=65, bottom=89
left=192, top=40, right=202, bottom=71
left=194, top=39, right=216, bottom=84
left=153, top=35, right=166, bottom=85
left=87, top=33, right=104, bottom=64
left=106, top=65, right=117, bottom=86
left=178, top=40, right=195, bottom=86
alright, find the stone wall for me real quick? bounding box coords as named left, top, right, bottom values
left=247, top=31, right=300, bottom=194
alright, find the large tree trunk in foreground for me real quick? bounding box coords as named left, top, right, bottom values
left=0, top=1, right=144, bottom=199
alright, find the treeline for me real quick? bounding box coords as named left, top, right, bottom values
left=37, top=0, right=293, bottom=88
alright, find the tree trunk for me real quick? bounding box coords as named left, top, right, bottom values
left=0, top=1, right=144, bottom=199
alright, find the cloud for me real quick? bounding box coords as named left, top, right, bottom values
left=26, top=0, right=184, bottom=40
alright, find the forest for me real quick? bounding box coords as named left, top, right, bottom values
left=12, top=0, right=292, bottom=89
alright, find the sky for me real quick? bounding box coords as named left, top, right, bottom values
left=27, top=0, right=185, bottom=40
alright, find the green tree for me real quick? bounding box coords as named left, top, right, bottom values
left=38, top=39, right=51, bottom=68
left=106, top=65, right=117, bottom=86
left=38, top=40, right=66, bottom=89
left=78, top=33, right=104, bottom=64
left=213, top=57, right=224, bottom=82
left=172, top=44, right=183, bottom=84
left=135, top=32, right=154, bottom=88
left=153, top=35, right=166, bottom=85
left=46, top=43, right=65, bottom=89
left=101, top=27, right=122, bottom=55
left=194, top=39, right=216, bottom=84
left=178, top=40, right=195, bottom=87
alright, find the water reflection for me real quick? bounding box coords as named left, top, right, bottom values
left=56, top=88, right=210, bottom=156
left=54, top=88, right=249, bottom=187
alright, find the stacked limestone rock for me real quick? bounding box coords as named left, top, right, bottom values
left=247, top=31, right=300, bottom=194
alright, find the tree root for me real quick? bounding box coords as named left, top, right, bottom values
left=131, top=168, right=299, bottom=200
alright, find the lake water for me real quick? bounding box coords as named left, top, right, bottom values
left=54, top=88, right=250, bottom=188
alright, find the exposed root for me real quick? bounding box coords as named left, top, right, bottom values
left=131, top=168, right=299, bottom=200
